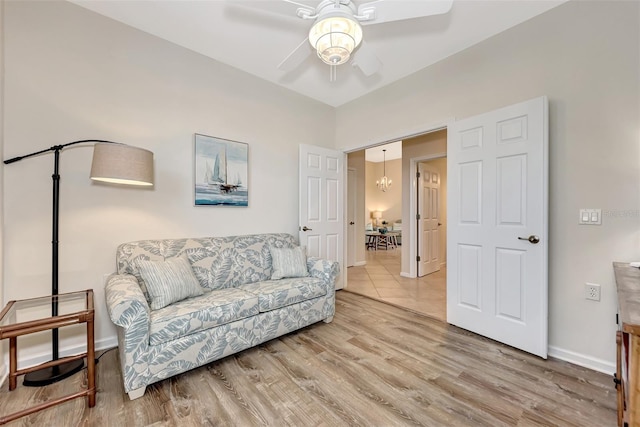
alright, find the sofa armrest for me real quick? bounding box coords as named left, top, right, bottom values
left=105, top=274, right=151, bottom=393
left=105, top=274, right=150, bottom=329
left=307, top=257, right=340, bottom=286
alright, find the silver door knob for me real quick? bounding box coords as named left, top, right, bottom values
left=301, top=226, right=312, bottom=232
left=518, top=235, right=540, bottom=244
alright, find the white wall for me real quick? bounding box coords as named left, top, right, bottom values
left=337, top=1, right=640, bottom=369
left=3, top=1, right=335, bottom=363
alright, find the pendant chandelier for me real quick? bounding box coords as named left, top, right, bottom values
left=376, top=149, right=392, bottom=192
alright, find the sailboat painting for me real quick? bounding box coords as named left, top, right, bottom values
left=194, top=134, right=248, bottom=206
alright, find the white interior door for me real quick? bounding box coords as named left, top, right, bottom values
left=347, top=168, right=356, bottom=267
left=299, top=144, right=344, bottom=290
left=418, top=162, right=441, bottom=277
left=447, top=96, right=548, bottom=358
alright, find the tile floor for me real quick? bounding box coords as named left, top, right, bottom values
left=343, top=247, right=447, bottom=321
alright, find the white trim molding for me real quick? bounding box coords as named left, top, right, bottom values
left=548, top=345, right=615, bottom=375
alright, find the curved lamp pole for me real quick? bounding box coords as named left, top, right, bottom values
left=4, top=140, right=153, bottom=386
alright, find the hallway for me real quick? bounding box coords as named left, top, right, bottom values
left=344, top=248, right=446, bottom=321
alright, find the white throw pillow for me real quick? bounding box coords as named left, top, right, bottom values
left=137, top=255, right=204, bottom=310
left=270, top=246, right=309, bottom=280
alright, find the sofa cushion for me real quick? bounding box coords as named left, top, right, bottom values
left=116, top=234, right=298, bottom=296
left=270, top=246, right=309, bottom=280
left=238, top=277, right=327, bottom=312
left=149, top=288, right=259, bottom=346
left=138, top=255, right=205, bottom=310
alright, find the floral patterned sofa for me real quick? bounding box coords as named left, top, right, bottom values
left=105, top=233, right=338, bottom=400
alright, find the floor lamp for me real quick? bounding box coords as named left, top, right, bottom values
left=3, top=140, right=154, bottom=386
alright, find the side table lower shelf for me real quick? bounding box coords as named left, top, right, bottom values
left=0, top=290, right=96, bottom=425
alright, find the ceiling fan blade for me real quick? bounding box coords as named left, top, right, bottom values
left=357, top=0, right=453, bottom=26
left=281, top=0, right=316, bottom=9
left=233, top=0, right=316, bottom=20
left=278, top=38, right=313, bottom=72
left=352, top=40, right=381, bottom=77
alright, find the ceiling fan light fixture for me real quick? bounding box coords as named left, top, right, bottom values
left=309, top=12, right=363, bottom=66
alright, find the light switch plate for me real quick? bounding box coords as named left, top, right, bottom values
left=579, top=209, right=602, bottom=225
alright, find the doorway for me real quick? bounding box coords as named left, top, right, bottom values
left=344, top=130, right=448, bottom=321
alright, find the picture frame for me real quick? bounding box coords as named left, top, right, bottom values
left=194, top=133, right=248, bottom=206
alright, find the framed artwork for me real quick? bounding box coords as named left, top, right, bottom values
left=194, top=134, right=248, bottom=206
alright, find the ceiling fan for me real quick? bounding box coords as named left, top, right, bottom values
left=273, top=0, right=454, bottom=80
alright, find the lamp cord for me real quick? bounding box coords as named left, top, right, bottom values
left=82, top=346, right=117, bottom=371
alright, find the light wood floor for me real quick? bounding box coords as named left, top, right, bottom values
left=0, top=291, right=615, bottom=426
left=346, top=248, right=446, bottom=320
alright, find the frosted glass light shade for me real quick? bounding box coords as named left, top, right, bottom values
left=309, top=14, right=363, bottom=65
left=90, top=143, right=154, bottom=186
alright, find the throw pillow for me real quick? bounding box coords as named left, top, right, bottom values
left=270, top=246, right=309, bottom=280
left=137, top=255, right=204, bottom=310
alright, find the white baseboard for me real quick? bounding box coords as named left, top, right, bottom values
left=548, top=345, right=615, bottom=374
left=354, top=261, right=367, bottom=267
left=400, top=272, right=415, bottom=278
left=3, top=336, right=118, bottom=374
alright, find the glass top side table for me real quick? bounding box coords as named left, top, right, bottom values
left=0, top=290, right=96, bottom=425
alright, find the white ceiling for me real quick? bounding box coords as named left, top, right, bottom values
left=69, top=0, right=565, bottom=107
left=366, top=141, right=402, bottom=162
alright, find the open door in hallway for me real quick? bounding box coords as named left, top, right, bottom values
left=418, top=162, right=442, bottom=277
left=447, top=97, right=548, bottom=358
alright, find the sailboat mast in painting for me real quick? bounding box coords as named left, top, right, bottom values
left=195, top=134, right=248, bottom=206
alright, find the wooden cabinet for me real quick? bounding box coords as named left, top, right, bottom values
left=613, top=262, right=640, bottom=427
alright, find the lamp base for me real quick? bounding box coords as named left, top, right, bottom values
left=23, top=359, right=84, bottom=387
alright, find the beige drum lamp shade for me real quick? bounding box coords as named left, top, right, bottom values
left=90, top=143, right=154, bottom=186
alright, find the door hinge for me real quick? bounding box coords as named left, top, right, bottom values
left=616, top=313, right=619, bottom=325
left=416, top=213, right=421, bottom=220
left=416, top=256, right=421, bottom=262
left=416, top=171, right=421, bottom=179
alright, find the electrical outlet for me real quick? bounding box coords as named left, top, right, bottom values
left=585, top=283, right=601, bottom=301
